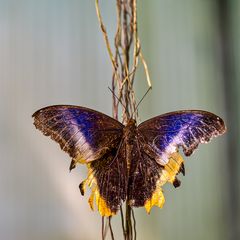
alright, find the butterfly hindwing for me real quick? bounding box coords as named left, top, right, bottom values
left=127, top=133, right=185, bottom=213
left=127, top=136, right=163, bottom=209
left=88, top=139, right=128, bottom=215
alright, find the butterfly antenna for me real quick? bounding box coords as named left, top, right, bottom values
left=108, top=87, right=127, bottom=112
left=132, top=86, right=152, bottom=117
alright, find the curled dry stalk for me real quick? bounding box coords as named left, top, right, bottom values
left=95, top=0, right=151, bottom=239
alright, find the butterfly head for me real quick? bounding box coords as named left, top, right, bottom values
left=126, top=118, right=137, bottom=127
left=123, top=118, right=137, bottom=136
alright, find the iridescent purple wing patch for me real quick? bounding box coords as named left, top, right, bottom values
left=138, top=110, right=226, bottom=165
left=33, top=105, right=124, bottom=169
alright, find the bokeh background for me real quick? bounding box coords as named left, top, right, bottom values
left=0, top=1, right=239, bottom=240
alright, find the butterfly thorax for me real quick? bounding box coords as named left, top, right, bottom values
left=123, top=119, right=138, bottom=171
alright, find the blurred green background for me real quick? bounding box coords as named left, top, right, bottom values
left=0, top=1, right=239, bottom=240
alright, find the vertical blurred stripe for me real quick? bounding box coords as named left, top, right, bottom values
left=217, top=0, right=240, bottom=239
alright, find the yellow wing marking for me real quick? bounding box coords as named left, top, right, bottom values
left=144, top=152, right=184, bottom=213
left=80, top=164, right=115, bottom=216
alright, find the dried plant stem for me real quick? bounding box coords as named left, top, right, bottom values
left=139, top=51, right=152, bottom=89
left=102, top=217, right=104, bottom=239
left=125, top=204, right=133, bottom=240
left=109, top=217, right=115, bottom=240
left=95, top=0, right=118, bottom=71
left=95, top=0, right=152, bottom=239
left=132, top=208, right=137, bottom=240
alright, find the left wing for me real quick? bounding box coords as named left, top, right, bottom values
left=33, top=105, right=124, bottom=169
left=33, top=105, right=127, bottom=216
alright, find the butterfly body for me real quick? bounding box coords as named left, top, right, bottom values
left=33, top=105, right=226, bottom=216
left=123, top=119, right=137, bottom=170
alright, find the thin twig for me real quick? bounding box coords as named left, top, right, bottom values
left=131, top=0, right=139, bottom=83
left=125, top=204, right=133, bottom=240
left=132, top=208, right=137, bottom=240
left=109, top=216, right=115, bottom=240
left=103, top=218, right=109, bottom=239
left=140, top=50, right=152, bottom=88
left=102, top=216, right=105, bottom=240
left=95, top=0, right=118, bottom=72
left=120, top=205, right=126, bottom=239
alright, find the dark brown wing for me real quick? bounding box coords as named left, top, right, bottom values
left=127, top=134, right=182, bottom=213
left=85, top=139, right=128, bottom=216
left=33, top=105, right=124, bottom=169
left=127, top=135, right=163, bottom=208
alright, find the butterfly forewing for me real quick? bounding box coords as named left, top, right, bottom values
left=138, top=110, right=226, bottom=166
left=33, top=105, right=124, bottom=166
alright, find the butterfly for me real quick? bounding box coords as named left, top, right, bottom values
left=33, top=105, right=226, bottom=216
